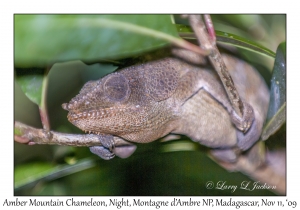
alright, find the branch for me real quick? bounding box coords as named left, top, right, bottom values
left=188, top=14, right=244, bottom=118
left=14, top=121, right=132, bottom=147
left=39, top=66, right=51, bottom=131
left=203, top=14, right=216, bottom=45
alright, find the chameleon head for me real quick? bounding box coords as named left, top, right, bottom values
left=62, top=71, right=144, bottom=135
left=62, top=58, right=180, bottom=142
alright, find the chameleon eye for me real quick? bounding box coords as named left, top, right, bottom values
left=103, top=73, right=130, bottom=102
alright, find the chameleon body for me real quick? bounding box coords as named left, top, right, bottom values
left=62, top=53, right=269, bottom=161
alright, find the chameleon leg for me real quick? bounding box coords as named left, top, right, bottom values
left=90, top=135, right=137, bottom=160
left=210, top=148, right=239, bottom=163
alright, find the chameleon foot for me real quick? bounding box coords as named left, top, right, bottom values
left=89, top=134, right=115, bottom=160
left=230, top=101, right=254, bottom=133
left=90, top=146, right=115, bottom=160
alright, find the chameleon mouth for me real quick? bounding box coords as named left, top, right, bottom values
left=66, top=101, right=144, bottom=121
left=67, top=107, right=129, bottom=122
left=66, top=108, right=126, bottom=135
left=66, top=104, right=145, bottom=135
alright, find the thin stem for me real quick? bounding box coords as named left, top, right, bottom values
left=14, top=121, right=132, bottom=147
left=39, top=67, right=50, bottom=131
left=188, top=15, right=244, bottom=117
left=203, top=14, right=216, bottom=45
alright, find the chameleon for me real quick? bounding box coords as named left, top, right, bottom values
left=62, top=51, right=269, bottom=162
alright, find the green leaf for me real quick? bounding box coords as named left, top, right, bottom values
left=176, top=24, right=276, bottom=58
left=261, top=103, right=286, bottom=141
left=215, top=30, right=276, bottom=58
left=15, top=15, right=178, bottom=67
left=261, top=42, right=286, bottom=140
left=15, top=162, right=53, bottom=190
left=14, top=158, right=96, bottom=191
left=15, top=68, right=46, bottom=106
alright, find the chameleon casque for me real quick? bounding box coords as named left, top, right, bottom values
left=62, top=50, right=269, bottom=162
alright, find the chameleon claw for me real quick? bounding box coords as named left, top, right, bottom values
left=230, top=101, right=254, bottom=133
left=90, top=146, right=115, bottom=160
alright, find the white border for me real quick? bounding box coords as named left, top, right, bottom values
left=2, top=1, right=299, bottom=209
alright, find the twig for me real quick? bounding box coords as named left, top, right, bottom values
left=14, top=121, right=132, bottom=147
left=39, top=66, right=51, bottom=131
left=188, top=15, right=244, bottom=118
left=203, top=14, right=216, bottom=45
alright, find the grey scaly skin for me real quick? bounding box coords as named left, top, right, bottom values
left=62, top=53, right=269, bottom=162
